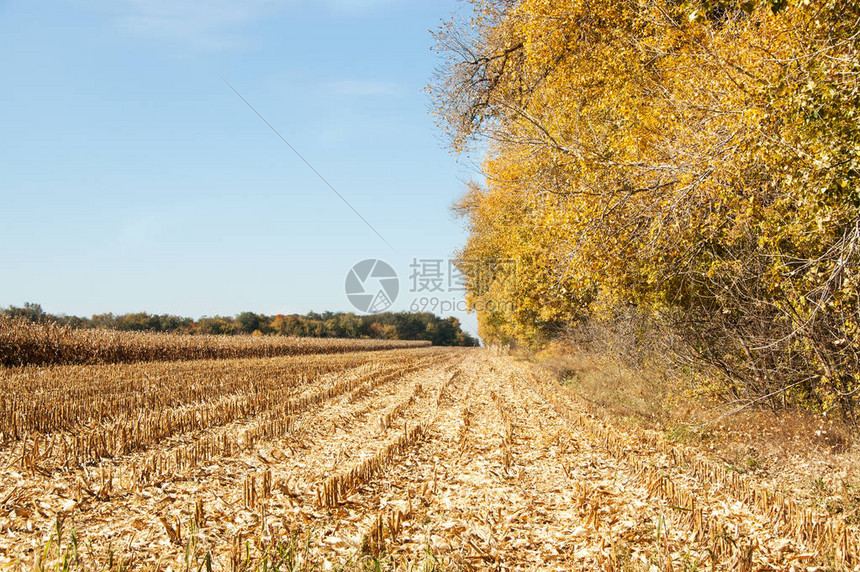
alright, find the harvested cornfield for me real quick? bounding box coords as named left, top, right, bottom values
left=0, top=348, right=856, bottom=571
left=0, top=317, right=430, bottom=367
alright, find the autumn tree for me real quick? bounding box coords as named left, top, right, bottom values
left=436, top=0, right=860, bottom=416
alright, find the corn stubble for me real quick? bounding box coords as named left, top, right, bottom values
left=0, top=342, right=856, bottom=570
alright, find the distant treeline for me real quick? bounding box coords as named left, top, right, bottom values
left=2, top=303, right=478, bottom=347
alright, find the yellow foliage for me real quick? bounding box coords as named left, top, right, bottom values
left=437, top=0, right=860, bottom=414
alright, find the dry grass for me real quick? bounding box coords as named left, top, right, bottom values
left=0, top=317, right=430, bottom=367
left=534, top=340, right=860, bottom=543
left=534, top=343, right=686, bottom=426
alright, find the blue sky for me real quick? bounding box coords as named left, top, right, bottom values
left=0, top=0, right=482, bottom=334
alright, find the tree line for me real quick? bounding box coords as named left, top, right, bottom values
left=2, top=303, right=478, bottom=347
left=434, top=0, right=860, bottom=417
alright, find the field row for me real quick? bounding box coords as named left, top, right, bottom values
left=334, top=354, right=858, bottom=570
left=1, top=348, right=856, bottom=571
left=2, top=349, right=445, bottom=467
left=0, top=347, right=456, bottom=567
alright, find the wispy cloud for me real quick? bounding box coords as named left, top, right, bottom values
left=70, top=0, right=274, bottom=50
left=72, top=0, right=399, bottom=50
left=322, top=0, right=398, bottom=16
left=325, top=79, right=405, bottom=97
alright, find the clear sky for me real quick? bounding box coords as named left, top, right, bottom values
left=0, top=0, right=482, bottom=334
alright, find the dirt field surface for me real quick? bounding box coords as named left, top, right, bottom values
left=0, top=347, right=857, bottom=571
